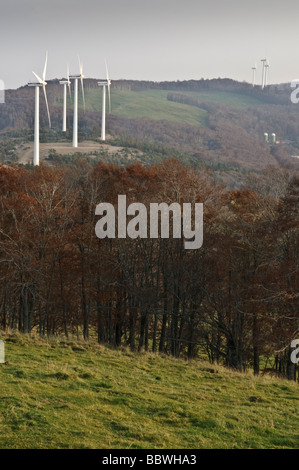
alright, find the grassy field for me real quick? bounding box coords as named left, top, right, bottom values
left=72, top=88, right=207, bottom=127
left=187, top=89, right=265, bottom=109
left=0, top=332, right=298, bottom=449
left=62, top=87, right=264, bottom=127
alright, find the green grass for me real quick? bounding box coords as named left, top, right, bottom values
left=73, top=88, right=208, bottom=127
left=0, top=332, right=298, bottom=449
left=63, top=87, right=264, bottom=128
left=187, top=90, right=265, bottom=109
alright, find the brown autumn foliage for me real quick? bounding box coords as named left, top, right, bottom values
left=0, top=159, right=298, bottom=379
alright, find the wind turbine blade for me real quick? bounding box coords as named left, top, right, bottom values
left=43, top=51, right=48, bottom=82
left=75, top=56, right=85, bottom=110
left=78, top=55, right=83, bottom=76
left=105, top=60, right=111, bottom=113
left=80, top=75, right=85, bottom=113
left=77, top=56, right=85, bottom=111
left=107, top=82, right=111, bottom=113
left=32, top=71, right=43, bottom=84
left=43, top=84, right=51, bottom=128
left=67, top=64, right=71, bottom=97
left=105, top=59, right=109, bottom=82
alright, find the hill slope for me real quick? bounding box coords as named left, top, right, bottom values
left=1, top=78, right=299, bottom=174
left=0, top=333, right=298, bottom=449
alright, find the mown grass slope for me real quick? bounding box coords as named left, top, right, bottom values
left=62, top=87, right=264, bottom=127
left=69, top=88, right=207, bottom=127
left=187, top=89, right=265, bottom=108
left=0, top=332, right=298, bottom=449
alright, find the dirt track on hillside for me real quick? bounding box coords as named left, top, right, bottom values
left=15, top=141, right=125, bottom=165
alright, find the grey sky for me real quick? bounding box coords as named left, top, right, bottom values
left=1, top=0, right=299, bottom=89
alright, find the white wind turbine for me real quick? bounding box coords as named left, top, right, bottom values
left=264, top=60, right=270, bottom=87
left=28, top=52, right=51, bottom=166
left=59, top=65, right=71, bottom=132
left=261, top=58, right=267, bottom=89
left=251, top=64, right=257, bottom=87
left=98, top=61, right=111, bottom=141
left=69, top=57, right=85, bottom=147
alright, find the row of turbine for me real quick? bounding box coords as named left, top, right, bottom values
left=251, top=58, right=270, bottom=88
left=28, top=53, right=111, bottom=166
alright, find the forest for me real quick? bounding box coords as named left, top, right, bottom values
left=0, top=159, right=298, bottom=380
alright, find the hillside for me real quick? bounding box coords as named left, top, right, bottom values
left=0, top=332, right=298, bottom=449
left=1, top=78, right=299, bottom=176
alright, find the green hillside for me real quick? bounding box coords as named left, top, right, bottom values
left=0, top=333, right=298, bottom=449
left=60, top=87, right=264, bottom=127
left=2, top=79, right=299, bottom=173
left=62, top=88, right=208, bottom=127
left=187, top=89, right=265, bottom=108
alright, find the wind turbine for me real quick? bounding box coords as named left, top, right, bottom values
left=261, top=58, right=267, bottom=89
left=251, top=64, right=257, bottom=87
left=59, top=65, right=71, bottom=132
left=27, top=52, right=51, bottom=166
left=264, top=60, right=270, bottom=87
left=69, top=57, right=85, bottom=147
left=98, top=61, right=111, bottom=141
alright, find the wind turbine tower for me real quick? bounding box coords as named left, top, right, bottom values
left=69, top=57, right=85, bottom=147
left=27, top=52, right=51, bottom=166
left=264, top=60, right=270, bottom=87
left=59, top=66, right=71, bottom=132
left=261, top=58, right=267, bottom=89
left=98, top=62, right=111, bottom=141
left=252, top=64, right=257, bottom=86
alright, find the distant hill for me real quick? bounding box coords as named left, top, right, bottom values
left=1, top=78, right=299, bottom=174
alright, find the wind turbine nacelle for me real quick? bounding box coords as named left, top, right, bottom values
left=98, top=81, right=108, bottom=86
left=28, top=82, right=43, bottom=87
left=69, top=74, right=82, bottom=79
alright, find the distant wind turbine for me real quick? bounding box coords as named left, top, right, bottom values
left=98, top=61, right=111, bottom=141
left=264, top=60, right=270, bottom=87
left=261, top=58, right=267, bottom=89
left=251, top=64, right=257, bottom=87
left=27, top=52, right=51, bottom=166
left=69, top=57, right=85, bottom=147
left=59, top=65, right=71, bottom=132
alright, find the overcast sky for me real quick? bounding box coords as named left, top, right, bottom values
left=1, top=0, right=299, bottom=89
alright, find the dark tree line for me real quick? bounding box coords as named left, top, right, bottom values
left=0, top=159, right=298, bottom=379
